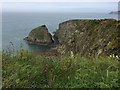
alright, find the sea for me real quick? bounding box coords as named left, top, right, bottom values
left=2, top=12, right=118, bottom=53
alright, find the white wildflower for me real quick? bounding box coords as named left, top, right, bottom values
left=112, top=54, right=115, bottom=58
left=109, top=55, right=112, bottom=58
left=116, top=55, right=119, bottom=59
left=70, top=51, right=74, bottom=58
left=75, top=30, right=79, bottom=33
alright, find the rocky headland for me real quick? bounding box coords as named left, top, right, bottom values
left=25, top=19, right=120, bottom=57
left=54, top=19, right=120, bottom=57
left=109, top=11, right=120, bottom=14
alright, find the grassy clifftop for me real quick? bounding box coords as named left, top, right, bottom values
left=54, top=19, right=120, bottom=57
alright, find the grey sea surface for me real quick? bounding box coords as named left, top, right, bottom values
left=2, top=12, right=118, bottom=52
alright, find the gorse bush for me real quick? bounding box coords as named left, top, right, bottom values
left=2, top=49, right=119, bottom=88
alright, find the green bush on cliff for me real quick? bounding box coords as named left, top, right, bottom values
left=55, top=19, right=120, bottom=56
left=2, top=49, right=119, bottom=88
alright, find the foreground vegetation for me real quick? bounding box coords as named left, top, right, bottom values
left=2, top=49, right=119, bottom=88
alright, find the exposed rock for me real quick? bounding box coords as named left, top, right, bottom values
left=24, top=25, right=53, bottom=45
left=109, top=11, right=120, bottom=14
left=54, top=19, right=120, bottom=57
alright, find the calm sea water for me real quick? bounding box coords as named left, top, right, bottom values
left=2, top=12, right=118, bottom=52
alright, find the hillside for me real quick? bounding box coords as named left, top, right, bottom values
left=54, top=19, right=120, bottom=57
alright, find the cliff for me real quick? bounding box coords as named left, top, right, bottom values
left=54, top=19, right=120, bottom=57
left=24, top=25, right=53, bottom=45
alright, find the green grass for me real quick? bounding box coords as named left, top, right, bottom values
left=2, top=49, right=119, bottom=88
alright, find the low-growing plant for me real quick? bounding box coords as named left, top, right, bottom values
left=2, top=49, right=119, bottom=88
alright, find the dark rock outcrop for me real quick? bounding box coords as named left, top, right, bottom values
left=24, top=25, right=53, bottom=45
left=54, top=19, right=120, bottom=57
left=109, top=11, right=120, bottom=14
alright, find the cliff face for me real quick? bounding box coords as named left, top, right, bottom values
left=54, top=19, right=120, bottom=57
left=24, top=25, right=53, bottom=45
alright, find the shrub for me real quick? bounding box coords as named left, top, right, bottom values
left=2, top=50, right=119, bottom=88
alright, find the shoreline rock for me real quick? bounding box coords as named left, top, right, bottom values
left=24, top=25, right=54, bottom=45
left=109, top=11, right=120, bottom=14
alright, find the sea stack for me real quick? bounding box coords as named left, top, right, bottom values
left=24, top=25, right=53, bottom=45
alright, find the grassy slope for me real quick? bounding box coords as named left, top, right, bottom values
left=55, top=19, right=120, bottom=56
left=2, top=49, right=119, bottom=88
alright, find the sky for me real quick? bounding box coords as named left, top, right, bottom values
left=1, top=0, right=119, bottom=2
left=2, top=2, right=118, bottom=13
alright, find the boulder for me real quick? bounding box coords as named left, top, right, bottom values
left=24, top=25, right=53, bottom=45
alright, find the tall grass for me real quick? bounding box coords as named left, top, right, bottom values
left=2, top=49, right=119, bottom=88
left=0, top=52, right=2, bottom=89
